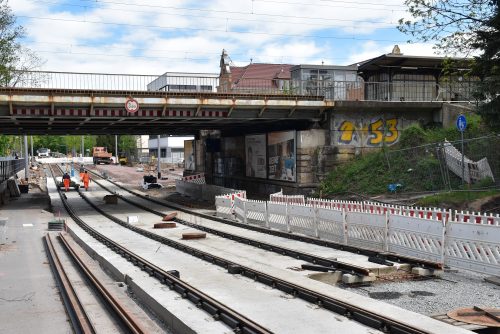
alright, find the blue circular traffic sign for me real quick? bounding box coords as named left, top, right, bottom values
left=456, top=115, right=467, bottom=132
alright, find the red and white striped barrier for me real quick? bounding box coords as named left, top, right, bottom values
left=453, top=210, right=500, bottom=225
left=306, top=198, right=363, bottom=211
left=182, top=173, right=206, bottom=184
left=399, top=206, right=450, bottom=221
left=217, top=191, right=247, bottom=213
left=270, top=194, right=305, bottom=205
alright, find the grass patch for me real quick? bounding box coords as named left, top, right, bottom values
left=417, top=190, right=500, bottom=207
left=319, top=116, right=495, bottom=197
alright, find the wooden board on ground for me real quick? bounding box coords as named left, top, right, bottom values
left=182, top=232, right=206, bottom=240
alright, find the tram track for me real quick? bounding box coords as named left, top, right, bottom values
left=87, top=172, right=372, bottom=277
left=44, top=233, right=96, bottom=334
left=83, top=165, right=442, bottom=271
left=56, top=164, right=442, bottom=334
left=49, top=164, right=275, bottom=334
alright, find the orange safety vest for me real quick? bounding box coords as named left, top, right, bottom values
left=82, top=173, right=90, bottom=183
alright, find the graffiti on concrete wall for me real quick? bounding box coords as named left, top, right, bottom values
left=336, top=118, right=399, bottom=146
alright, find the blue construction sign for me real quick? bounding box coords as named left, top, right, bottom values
left=456, top=115, right=467, bottom=132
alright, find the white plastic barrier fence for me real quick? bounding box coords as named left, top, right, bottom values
left=332, top=200, right=363, bottom=211
left=216, top=196, right=500, bottom=275
left=316, top=207, right=346, bottom=244
left=182, top=173, right=206, bottom=184
left=219, top=191, right=247, bottom=213
left=234, top=196, right=246, bottom=222
left=345, top=210, right=387, bottom=252
left=445, top=221, right=500, bottom=276
left=388, top=214, right=445, bottom=263
left=267, top=202, right=288, bottom=232
left=288, top=205, right=317, bottom=237
left=453, top=210, right=500, bottom=225
left=307, top=198, right=363, bottom=211
left=269, top=189, right=283, bottom=200
left=307, top=198, right=336, bottom=209
left=270, top=194, right=305, bottom=205
left=400, top=206, right=450, bottom=221
left=244, top=200, right=267, bottom=228
left=215, top=196, right=233, bottom=220
left=363, top=201, right=400, bottom=214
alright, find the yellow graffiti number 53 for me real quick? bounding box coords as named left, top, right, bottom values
left=368, top=118, right=398, bottom=145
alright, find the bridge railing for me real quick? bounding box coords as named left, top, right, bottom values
left=0, top=158, right=25, bottom=183
left=1, top=70, right=477, bottom=102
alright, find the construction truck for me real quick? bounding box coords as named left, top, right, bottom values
left=92, top=147, right=113, bottom=164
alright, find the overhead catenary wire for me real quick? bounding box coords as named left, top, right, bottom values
left=18, top=15, right=408, bottom=43
left=25, top=0, right=404, bottom=25
left=26, top=41, right=376, bottom=63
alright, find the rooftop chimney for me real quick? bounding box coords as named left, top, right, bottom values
left=390, top=45, right=402, bottom=55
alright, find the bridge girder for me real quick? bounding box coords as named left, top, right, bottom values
left=0, top=88, right=330, bottom=135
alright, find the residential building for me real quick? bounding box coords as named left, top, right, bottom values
left=218, top=49, right=293, bottom=94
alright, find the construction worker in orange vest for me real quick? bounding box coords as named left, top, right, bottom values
left=82, top=171, right=91, bottom=191
left=62, top=172, right=71, bottom=192
left=79, top=167, right=85, bottom=182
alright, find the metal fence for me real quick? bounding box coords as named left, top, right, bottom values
left=0, top=158, right=25, bottom=183
left=1, top=70, right=477, bottom=102
left=384, top=134, right=500, bottom=192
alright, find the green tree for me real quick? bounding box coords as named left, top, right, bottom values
left=0, top=0, right=43, bottom=86
left=398, top=0, right=496, bottom=55
left=119, top=135, right=137, bottom=154
left=471, top=2, right=500, bottom=130
left=95, top=135, right=115, bottom=154
left=399, top=0, right=500, bottom=129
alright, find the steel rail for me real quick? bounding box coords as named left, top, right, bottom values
left=49, top=164, right=273, bottom=334
left=89, top=176, right=371, bottom=276
left=84, top=167, right=442, bottom=270
left=44, top=233, right=96, bottom=334
left=68, top=167, right=433, bottom=334
left=58, top=233, right=147, bottom=334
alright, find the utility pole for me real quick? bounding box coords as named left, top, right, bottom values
left=157, top=135, right=161, bottom=179
left=23, top=135, right=29, bottom=181
left=115, top=135, right=118, bottom=165
left=30, top=136, right=34, bottom=164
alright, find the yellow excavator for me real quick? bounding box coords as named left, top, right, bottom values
left=118, top=153, right=128, bottom=165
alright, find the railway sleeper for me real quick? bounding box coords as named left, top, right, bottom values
left=256, top=275, right=274, bottom=286
left=351, top=312, right=384, bottom=331
left=201, top=301, right=219, bottom=316
left=219, top=313, right=241, bottom=331
left=186, top=292, right=201, bottom=305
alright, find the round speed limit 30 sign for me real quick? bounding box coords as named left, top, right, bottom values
left=125, top=97, right=139, bottom=113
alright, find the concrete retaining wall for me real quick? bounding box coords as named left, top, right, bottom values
left=175, top=180, right=238, bottom=202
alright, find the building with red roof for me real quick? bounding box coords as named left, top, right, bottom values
left=218, top=49, right=294, bottom=94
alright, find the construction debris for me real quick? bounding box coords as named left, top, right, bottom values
left=162, top=212, right=177, bottom=221
left=154, top=222, right=176, bottom=229
left=181, top=232, right=206, bottom=240
left=103, top=194, right=118, bottom=204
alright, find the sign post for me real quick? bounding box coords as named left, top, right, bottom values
left=456, top=115, right=467, bottom=184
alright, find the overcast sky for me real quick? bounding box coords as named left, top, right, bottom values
left=11, top=0, right=439, bottom=74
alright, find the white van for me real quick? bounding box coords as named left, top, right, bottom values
left=37, top=148, right=51, bottom=157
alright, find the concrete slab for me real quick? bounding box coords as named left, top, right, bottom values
left=412, top=267, right=444, bottom=277
left=97, top=178, right=401, bottom=273
left=47, top=177, right=226, bottom=334
left=59, top=184, right=472, bottom=334
left=59, top=187, right=386, bottom=333
left=484, top=275, right=500, bottom=286
left=0, top=193, right=72, bottom=334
